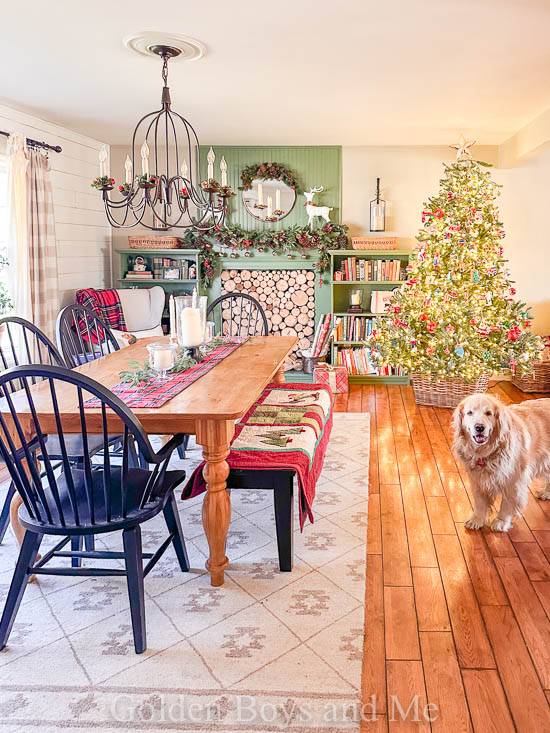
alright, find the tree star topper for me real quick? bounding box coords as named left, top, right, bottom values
left=451, top=135, right=476, bottom=162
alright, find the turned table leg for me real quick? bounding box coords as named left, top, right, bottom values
left=9, top=494, right=25, bottom=547
left=196, top=419, right=235, bottom=587
left=273, top=361, right=287, bottom=384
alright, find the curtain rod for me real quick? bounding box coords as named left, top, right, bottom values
left=0, top=130, right=62, bottom=153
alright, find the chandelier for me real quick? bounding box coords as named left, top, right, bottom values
left=95, top=44, right=231, bottom=231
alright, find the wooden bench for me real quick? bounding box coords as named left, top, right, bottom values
left=182, top=382, right=333, bottom=571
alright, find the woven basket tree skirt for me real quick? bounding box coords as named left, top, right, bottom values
left=411, top=373, right=490, bottom=409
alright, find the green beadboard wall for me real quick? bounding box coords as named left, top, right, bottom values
left=199, top=145, right=341, bottom=231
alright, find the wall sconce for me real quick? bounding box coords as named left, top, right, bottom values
left=370, top=177, right=386, bottom=232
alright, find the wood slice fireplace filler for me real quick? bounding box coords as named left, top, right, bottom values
left=221, top=268, right=316, bottom=371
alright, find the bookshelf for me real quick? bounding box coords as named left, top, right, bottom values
left=116, top=248, right=203, bottom=332
left=329, top=249, right=412, bottom=385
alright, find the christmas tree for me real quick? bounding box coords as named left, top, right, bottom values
left=371, top=142, right=541, bottom=381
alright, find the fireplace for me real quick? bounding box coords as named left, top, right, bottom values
left=220, top=268, right=316, bottom=370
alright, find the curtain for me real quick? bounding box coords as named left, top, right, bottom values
left=26, top=149, right=59, bottom=337
left=6, top=132, right=30, bottom=322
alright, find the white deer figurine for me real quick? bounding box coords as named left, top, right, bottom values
left=303, top=186, right=333, bottom=230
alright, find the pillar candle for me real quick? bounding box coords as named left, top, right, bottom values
left=258, top=183, right=264, bottom=206
left=169, top=294, right=176, bottom=341
left=267, top=196, right=273, bottom=218
left=179, top=308, right=203, bottom=347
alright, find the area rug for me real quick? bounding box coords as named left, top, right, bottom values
left=0, top=413, right=369, bottom=732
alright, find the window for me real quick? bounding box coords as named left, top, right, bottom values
left=0, top=153, right=13, bottom=315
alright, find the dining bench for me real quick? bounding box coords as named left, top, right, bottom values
left=182, top=382, right=333, bottom=571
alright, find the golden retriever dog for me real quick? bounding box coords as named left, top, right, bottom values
left=452, top=393, right=550, bottom=531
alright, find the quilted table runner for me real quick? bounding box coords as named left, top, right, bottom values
left=182, top=382, right=334, bottom=528
left=85, top=338, right=247, bottom=409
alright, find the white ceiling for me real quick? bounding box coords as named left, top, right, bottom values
left=2, top=0, right=550, bottom=146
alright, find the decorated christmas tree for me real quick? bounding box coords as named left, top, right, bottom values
left=371, top=140, right=541, bottom=382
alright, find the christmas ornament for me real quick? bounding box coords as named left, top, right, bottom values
left=455, top=346, right=465, bottom=357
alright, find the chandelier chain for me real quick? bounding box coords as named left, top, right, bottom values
left=161, top=55, right=169, bottom=86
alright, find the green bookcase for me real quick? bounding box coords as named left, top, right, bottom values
left=116, top=248, right=203, bottom=331
left=329, top=249, right=411, bottom=385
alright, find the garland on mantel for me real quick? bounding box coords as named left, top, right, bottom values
left=180, top=223, right=349, bottom=287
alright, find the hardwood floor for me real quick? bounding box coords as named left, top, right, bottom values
left=334, top=382, right=550, bottom=732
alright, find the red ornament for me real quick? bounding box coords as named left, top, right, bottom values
left=393, top=305, right=401, bottom=314
left=510, top=287, right=516, bottom=295
left=419, top=313, right=428, bottom=322
left=426, top=346, right=435, bottom=355
left=434, top=208, right=444, bottom=219
left=427, top=321, right=437, bottom=333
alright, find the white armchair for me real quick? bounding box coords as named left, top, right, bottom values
left=112, top=286, right=165, bottom=345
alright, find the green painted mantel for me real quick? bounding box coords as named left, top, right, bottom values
left=199, top=145, right=342, bottom=231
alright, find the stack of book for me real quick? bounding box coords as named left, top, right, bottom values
left=310, top=313, right=337, bottom=357
left=125, top=269, right=153, bottom=280
left=335, top=315, right=374, bottom=342
left=335, top=258, right=405, bottom=282
left=335, top=346, right=406, bottom=376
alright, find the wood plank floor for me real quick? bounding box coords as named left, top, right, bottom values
left=334, top=382, right=550, bottom=732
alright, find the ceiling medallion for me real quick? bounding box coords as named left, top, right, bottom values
left=95, top=42, right=230, bottom=231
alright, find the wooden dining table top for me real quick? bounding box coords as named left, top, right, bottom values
left=2, top=335, right=297, bottom=435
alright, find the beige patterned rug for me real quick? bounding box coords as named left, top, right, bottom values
left=0, top=413, right=369, bottom=732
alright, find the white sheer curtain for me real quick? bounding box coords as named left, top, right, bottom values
left=6, top=132, right=31, bottom=322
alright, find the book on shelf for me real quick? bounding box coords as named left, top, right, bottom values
left=335, top=315, right=375, bottom=342
left=336, top=258, right=405, bottom=282
left=370, top=289, right=398, bottom=314
left=125, top=271, right=153, bottom=279
left=334, top=346, right=406, bottom=376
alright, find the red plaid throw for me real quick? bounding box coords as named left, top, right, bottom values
left=76, top=288, right=127, bottom=343
left=182, top=382, right=334, bottom=529
left=85, top=338, right=247, bottom=409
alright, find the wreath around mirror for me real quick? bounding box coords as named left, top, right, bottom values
left=240, top=162, right=298, bottom=222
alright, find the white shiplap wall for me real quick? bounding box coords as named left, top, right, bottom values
left=0, top=103, right=111, bottom=308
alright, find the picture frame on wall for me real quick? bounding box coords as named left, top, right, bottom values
left=163, top=266, right=181, bottom=280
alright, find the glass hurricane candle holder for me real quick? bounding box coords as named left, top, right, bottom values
left=348, top=289, right=363, bottom=313
left=147, top=342, right=176, bottom=380
left=175, top=293, right=207, bottom=359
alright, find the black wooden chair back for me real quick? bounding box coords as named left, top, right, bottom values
left=56, top=305, right=119, bottom=368
left=207, top=293, right=268, bottom=337
left=0, top=316, right=64, bottom=392
left=0, top=365, right=170, bottom=531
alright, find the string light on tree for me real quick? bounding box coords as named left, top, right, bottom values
left=371, top=145, right=541, bottom=381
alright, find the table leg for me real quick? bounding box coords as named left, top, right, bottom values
left=196, top=419, right=235, bottom=587
left=9, top=494, right=25, bottom=547
left=273, top=361, right=287, bottom=384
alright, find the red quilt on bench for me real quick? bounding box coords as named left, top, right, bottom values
left=181, top=382, right=333, bottom=529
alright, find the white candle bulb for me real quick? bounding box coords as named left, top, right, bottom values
left=267, top=195, right=273, bottom=218
left=141, top=141, right=150, bottom=176
left=207, top=147, right=215, bottom=180
left=220, top=156, right=227, bottom=187
left=124, top=154, right=132, bottom=185
left=180, top=159, right=188, bottom=178
left=257, top=182, right=264, bottom=206
left=192, top=287, right=197, bottom=309
left=99, top=145, right=108, bottom=177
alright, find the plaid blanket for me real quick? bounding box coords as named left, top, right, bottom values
left=76, top=288, right=127, bottom=343
left=182, top=382, right=334, bottom=529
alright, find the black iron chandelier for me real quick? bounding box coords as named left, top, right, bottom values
left=95, top=44, right=231, bottom=231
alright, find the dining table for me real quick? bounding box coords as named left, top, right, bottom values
left=5, top=334, right=297, bottom=587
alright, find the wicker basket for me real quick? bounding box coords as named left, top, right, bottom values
left=512, top=362, right=550, bottom=392
left=351, top=237, right=397, bottom=251
left=128, top=236, right=180, bottom=249
left=411, top=373, right=490, bottom=409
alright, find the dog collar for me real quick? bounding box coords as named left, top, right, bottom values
left=476, top=459, right=487, bottom=468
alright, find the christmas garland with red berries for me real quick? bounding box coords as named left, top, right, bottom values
left=179, top=223, right=348, bottom=287
left=240, top=162, right=298, bottom=191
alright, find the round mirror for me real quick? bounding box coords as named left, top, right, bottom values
left=242, top=178, right=296, bottom=222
